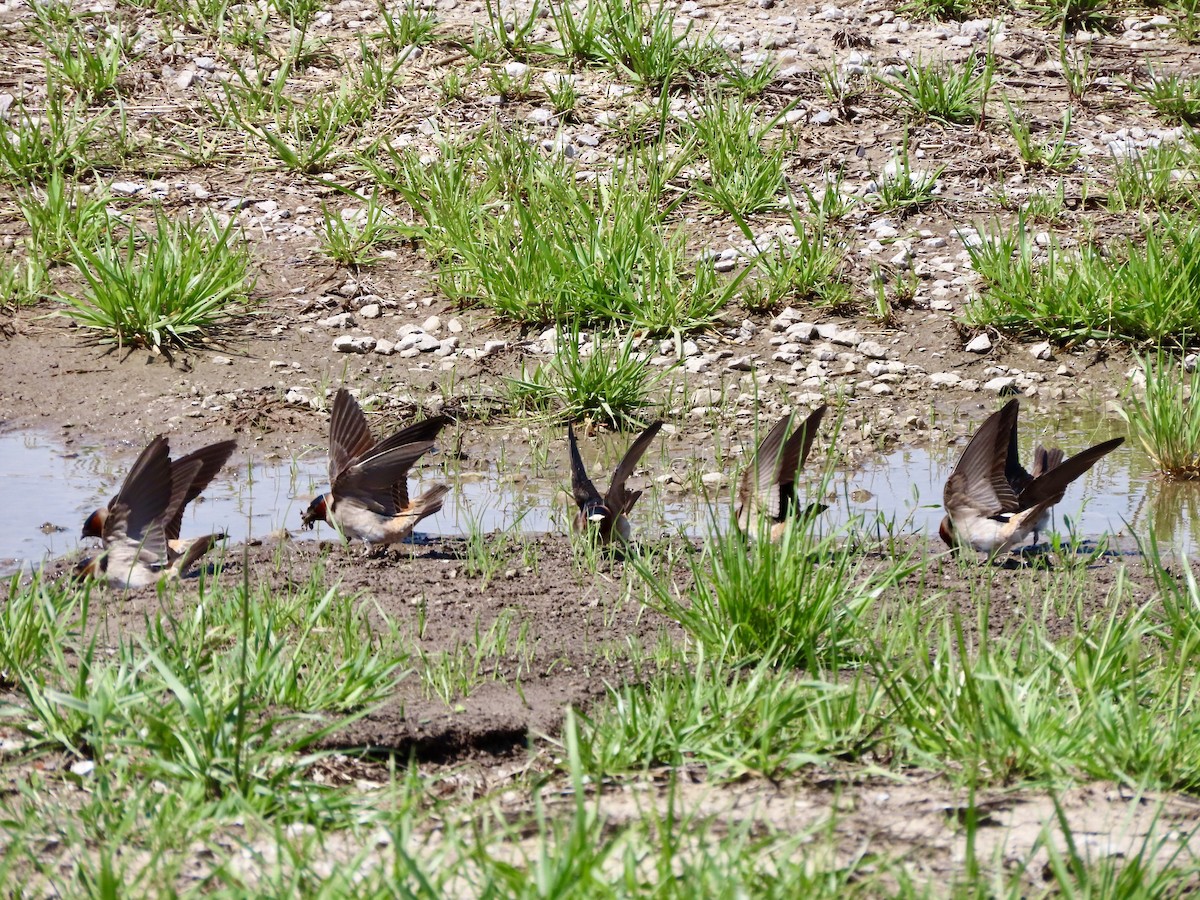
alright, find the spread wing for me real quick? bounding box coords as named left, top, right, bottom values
left=944, top=400, right=1020, bottom=517
left=1003, top=402, right=1034, bottom=496
left=1030, top=446, right=1066, bottom=480
left=1018, top=437, right=1124, bottom=509
left=772, top=405, right=827, bottom=520
left=328, top=389, right=377, bottom=484
left=379, top=416, right=449, bottom=510
left=568, top=423, right=603, bottom=512
left=737, top=415, right=792, bottom=519
left=112, top=435, right=174, bottom=543
left=163, top=440, right=237, bottom=541
left=334, top=440, right=436, bottom=516
left=604, top=420, right=663, bottom=516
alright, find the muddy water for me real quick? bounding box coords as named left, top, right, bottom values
left=0, top=424, right=1195, bottom=573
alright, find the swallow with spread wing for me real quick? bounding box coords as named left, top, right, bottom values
left=82, top=438, right=236, bottom=569
left=75, top=435, right=228, bottom=587
left=735, top=405, right=829, bottom=541
left=302, top=389, right=450, bottom=548
left=569, top=420, right=663, bottom=545
left=940, top=399, right=1124, bottom=555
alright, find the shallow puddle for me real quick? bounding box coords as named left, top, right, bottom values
left=0, top=421, right=1195, bottom=574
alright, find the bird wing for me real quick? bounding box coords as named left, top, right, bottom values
left=771, top=405, right=827, bottom=519
left=604, top=420, right=663, bottom=515
left=944, top=400, right=1020, bottom=516
left=329, top=389, right=377, bottom=484
left=1003, top=401, right=1034, bottom=495
left=163, top=440, right=237, bottom=541
left=112, top=435, right=174, bottom=544
left=366, top=416, right=449, bottom=511
left=737, top=415, right=792, bottom=519
left=103, top=506, right=168, bottom=573
left=161, top=458, right=204, bottom=544
left=568, top=423, right=603, bottom=512
left=1019, top=437, right=1124, bottom=509
left=335, top=440, right=436, bottom=516
left=1030, top=445, right=1066, bottom=479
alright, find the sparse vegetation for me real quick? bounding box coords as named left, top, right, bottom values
left=966, top=213, right=1200, bottom=344
left=879, top=52, right=993, bottom=125
left=5, top=0, right=1200, bottom=891
left=506, top=329, right=664, bottom=429
left=1120, top=351, right=1200, bottom=479
left=59, top=212, right=255, bottom=352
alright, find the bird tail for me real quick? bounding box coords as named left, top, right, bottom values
left=172, top=532, right=227, bottom=576
left=410, top=484, right=451, bottom=527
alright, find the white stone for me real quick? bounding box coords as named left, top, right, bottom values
left=965, top=333, right=992, bottom=353
left=858, top=340, right=887, bottom=359
left=359, top=303, right=381, bottom=319
left=319, top=312, right=356, bottom=328
left=333, top=335, right=376, bottom=353
left=1029, top=341, right=1053, bottom=361
left=984, top=376, right=1016, bottom=393
left=929, top=372, right=961, bottom=387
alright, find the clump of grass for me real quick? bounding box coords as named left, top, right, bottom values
left=1020, top=179, right=1069, bottom=223
left=0, top=97, right=108, bottom=183
left=59, top=211, right=255, bottom=353
left=33, top=10, right=129, bottom=104
left=900, top=0, right=974, bottom=20
left=637, top=514, right=918, bottom=672
left=965, top=212, right=1200, bottom=344
left=374, top=0, right=440, bottom=50
left=1119, top=350, right=1200, bottom=479
left=547, top=0, right=605, bottom=64
left=17, top=172, right=111, bottom=263
left=319, top=193, right=410, bottom=267
left=1005, top=100, right=1080, bottom=172
left=1132, top=71, right=1200, bottom=126
left=879, top=52, right=993, bottom=125
left=0, top=255, right=49, bottom=311
left=738, top=212, right=849, bottom=312
left=1169, top=0, right=1200, bottom=43
left=719, top=57, right=777, bottom=99
left=486, top=64, right=534, bottom=101
left=506, top=330, right=663, bottom=430
left=381, top=133, right=741, bottom=333
left=690, top=95, right=787, bottom=217
left=595, top=0, right=726, bottom=89
left=1029, top=0, right=1114, bottom=29
left=869, top=139, right=944, bottom=213
left=545, top=74, right=579, bottom=118
left=1107, top=142, right=1200, bottom=212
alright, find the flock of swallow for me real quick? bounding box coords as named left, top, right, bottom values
left=72, top=389, right=1126, bottom=589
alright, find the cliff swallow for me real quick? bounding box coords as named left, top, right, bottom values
left=82, top=438, right=236, bottom=566
left=735, top=405, right=829, bottom=540
left=939, top=399, right=1124, bottom=556
left=301, top=389, right=450, bottom=548
left=74, top=435, right=223, bottom=588
left=569, top=420, right=663, bottom=544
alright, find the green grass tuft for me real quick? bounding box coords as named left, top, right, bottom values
left=506, top=329, right=665, bottom=430
left=59, top=211, right=256, bottom=353
left=965, top=212, right=1200, bottom=344
left=1119, top=350, right=1200, bottom=479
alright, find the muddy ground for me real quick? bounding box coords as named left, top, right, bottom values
left=26, top=535, right=1164, bottom=756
